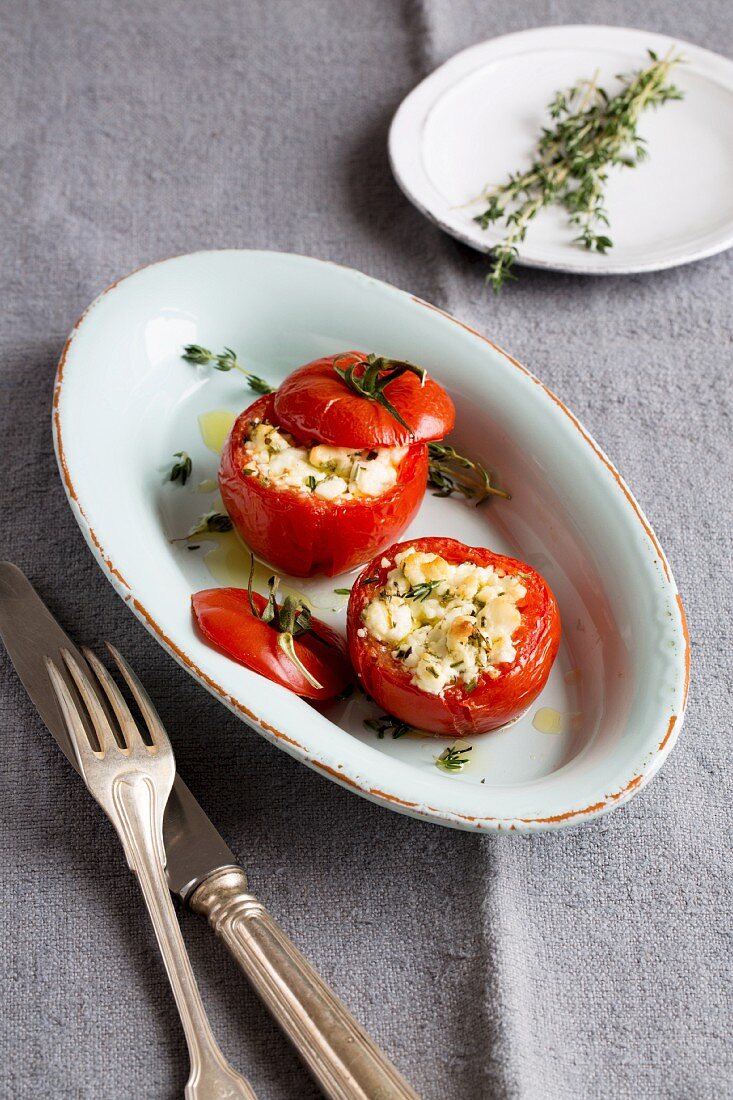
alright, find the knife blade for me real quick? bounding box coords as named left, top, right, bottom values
left=0, top=561, right=237, bottom=900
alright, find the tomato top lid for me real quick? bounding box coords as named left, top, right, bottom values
left=273, top=352, right=456, bottom=447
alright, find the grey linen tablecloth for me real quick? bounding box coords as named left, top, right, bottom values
left=2, top=1, right=731, bottom=1097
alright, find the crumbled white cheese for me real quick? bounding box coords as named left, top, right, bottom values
left=362, top=547, right=526, bottom=695
left=242, top=421, right=407, bottom=500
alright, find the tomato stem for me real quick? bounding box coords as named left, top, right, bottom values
left=247, top=554, right=324, bottom=689
left=332, top=353, right=426, bottom=437
left=278, top=632, right=323, bottom=691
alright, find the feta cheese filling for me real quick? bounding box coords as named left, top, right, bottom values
left=362, top=547, right=526, bottom=695
left=241, top=420, right=408, bottom=501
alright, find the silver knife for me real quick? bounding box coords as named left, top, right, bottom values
left=0, top=562, right=419, bottom=1100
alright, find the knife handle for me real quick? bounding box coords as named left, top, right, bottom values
left=190, top=867, right=420, bottom=1100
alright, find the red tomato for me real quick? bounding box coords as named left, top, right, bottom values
left=273, top=352, right=455, bottom=447
left=219, top=394, right=429, bottom=577
left=347, top=537, right=561, bottom=737
left=192, top=587, right=351, bottom=701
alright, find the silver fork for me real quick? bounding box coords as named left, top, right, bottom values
left=46, top=643, right=257, bottom=1100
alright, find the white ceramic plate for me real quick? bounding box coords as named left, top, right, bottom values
left=53, top=250, right=689, bottom=831
left=389, top=25, right=733, bottom=274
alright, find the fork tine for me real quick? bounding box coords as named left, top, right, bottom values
left=105, top=642, right=170, bottom=751
left=82, top=647, right=139, bottom=753
left=45, top=657, right=98, bottom=769
left=60, top=648, right=115, bottom=753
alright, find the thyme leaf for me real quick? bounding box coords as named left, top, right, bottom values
left=172, top=510, right=233, bottom=544
left=474, top=48, right=686, bottom=290
left=405, top=580, right=443, bottom=602
left=187, top=510, right=233, bottom=537
left=169, top=451, right=192, bottom=486
left=427, top=443, right=510, bottom=505
left=183, top=344, right=274, bottom=394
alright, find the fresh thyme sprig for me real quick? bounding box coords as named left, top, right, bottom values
left=333, top=353, right=426, bottom=436
left=246, top=555, right=323, bottom=690
left=427, top=443, right=510, bottom=505
left=183, top=344, right=274, bottom=394
left=169, top=451, right=192, bottom=486
left=365, top=714, right=415, bottom=739
left=436, top=744, right=473, bottom=772
left=474, top=48, right=685, bottom=290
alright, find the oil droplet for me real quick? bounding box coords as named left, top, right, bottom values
left=564, top=668, right=581, bottom=686
left=533, top=707, right=564, bottom=734
left=202, top=531, right=251, bottom=586
left=449, top=737, right=474, bottom=770
left=198, top=478, right=218, bottom=494
left=200, top=530, right=313, bottom=607
left=198, top=409, right=235, bottom=454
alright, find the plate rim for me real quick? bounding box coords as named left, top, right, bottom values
left=388, top=23, right=733, bottom=275
left=52, top=248, right=690, bottom=832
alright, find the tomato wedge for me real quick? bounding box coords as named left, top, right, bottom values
left=219, top=394, right=429, bottom=577
left=192, top=587, right=351, bottom=701
left=273, top=352, right=455, bottom=447
left=347, top=537, right=561, bottom=736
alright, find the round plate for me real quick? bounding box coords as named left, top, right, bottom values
left=53, top=250, right=689, bottom=832
left=389, top=25, right=733, bottom=274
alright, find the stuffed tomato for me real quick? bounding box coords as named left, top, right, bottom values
left=219, top=393, right=430, bottom=576
left=347, top=537, right=561, bottom=736
left=220, top=351, right=454, bottom=577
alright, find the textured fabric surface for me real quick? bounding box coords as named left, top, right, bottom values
left=1, top=2, right=732, bottom=1098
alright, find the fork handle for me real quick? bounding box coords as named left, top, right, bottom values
left=190, top=867, right=420, bottom=1100
left=114, top=777, right=257, bottom=1099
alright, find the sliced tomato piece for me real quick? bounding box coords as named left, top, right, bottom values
left=273, top=352, right=455, bottom=447
left=192, top=587, right=351, bottom=701
left=346, top=537, right=561, bottom=736
left=219, top=394, right=429, bottom=577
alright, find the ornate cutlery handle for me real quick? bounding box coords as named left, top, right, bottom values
left=114, top=778, right=257, bottom=1100
left=190, top=868, right=420, bottom=1100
